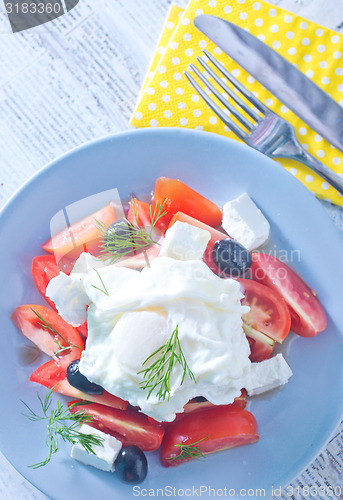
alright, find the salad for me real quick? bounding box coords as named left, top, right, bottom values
left=11, top=177, right=327, bottom=484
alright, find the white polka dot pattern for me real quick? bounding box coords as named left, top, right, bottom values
left=131, top=0, right=343, bottom=206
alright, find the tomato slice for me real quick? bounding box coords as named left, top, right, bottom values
left=30, top=360, right=128, bottom=410
left=75, top=321, right=88, bottom=338
left=250, top=253, right=327, bottom=337
left=184, top=391, right=247, bottom=414
left=168, top=211, right=228, bottom=272
left=148, top=391, right=248, bottom=428
left=154, top=178, right=222, bottom=231
left=127, top=198, right=152, bottom=227
left=239, top=279, right=291, bottom=344
left=68, top=402, right=165, bottom=452
left=32, top=255, right=61, bottom=311
left=11, top=305, right=84, bottom=368
left=233, top=389, right=248, bottom=409
left=246, top=330, right=275, bottom=363
left=161, top=405, right=259, bottom=467
left=42, top=202, right=116, bottom=258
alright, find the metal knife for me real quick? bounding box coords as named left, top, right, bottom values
left=194, top=15, right=343, bottom=152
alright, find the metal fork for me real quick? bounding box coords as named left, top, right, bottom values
left=185, top=50, right=343, bottom=195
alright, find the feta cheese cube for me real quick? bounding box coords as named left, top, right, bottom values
left=222, top=193, right=270, bottom=251
left=46, top=272, right=90, bottom=327
left=71, top=424, right=122, bottom=472
left=244, top=353, right=293, bottom=396
left=159, top=221, right=211, bottom=261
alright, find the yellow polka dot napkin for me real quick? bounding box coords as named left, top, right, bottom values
left=131, top=0, right=343, bottom=205
left=139, top=4, right=184, bottom=97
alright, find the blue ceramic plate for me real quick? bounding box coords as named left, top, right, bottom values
left=0, top=128, right=342, bottom=500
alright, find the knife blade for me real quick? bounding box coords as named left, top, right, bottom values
left=194, top=15, right=343, bottom=152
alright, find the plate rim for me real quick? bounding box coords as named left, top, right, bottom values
left=1, top=127, right=343, bottom=499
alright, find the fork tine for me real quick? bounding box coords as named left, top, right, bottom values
left=190, top=64, right=255, bottom=131
left=203, top=50, right=268, bottom=114
left=197, top=57, right=260, bottom=123
left=184, top=71, right=248, bottom=141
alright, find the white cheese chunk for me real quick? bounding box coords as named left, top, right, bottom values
left=244, top=353, right=293, bottom=396
left=159, top=221, right=211, bottom=261
left=46, top=272, right=90, bottom=326
left=222, top=193, right=270, bottom=251
left=70, top=424, right=122, bottom=472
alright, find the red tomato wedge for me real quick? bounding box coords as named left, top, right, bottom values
left=239, top=279, right=291, bottom=344
left=68, top=402, right=165, bottom=452
left=30, top=360, right=128, bottom=410
left=184, top=391, right=247, bottom=415
left=75, top=321, right=88, bottom=338
left=246, top=334, right=275, bottom=363
left=231, top=389, right=247, bottom=409
left=154, top=177, right=222, bottom=230
left=42, top=202, right=116, bottom=257
left=32, top=254, right=88, bottom=335
left=250, top=253, right=327, bottom=337
left=183, top=399, right=218, bottom=414
left=11, top=305, right=84, bottom=368
left=149, top=392, right=248, bottom=427
left=32, top=255, right=61, bottom=311
left=127, top=198, right=152, bottom=227
left=168, top=211, right=227, bottom=272
left=161, top=405, right=259, bottom=467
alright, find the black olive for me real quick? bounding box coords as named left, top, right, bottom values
left=115, top=445, right=148, bottom=484
left=104, top=220, right=135, bottom=254
left=212, top=239, right=252, bottom=276
left=66, top=359, right=104, bottom=395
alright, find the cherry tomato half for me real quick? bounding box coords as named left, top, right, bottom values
left=32, top=255, right=61, bottom=311
left=161, top=405, right=259, bottom=467
left=184, top=391, right=247, bottom=414
left=246, top=334, right=275, bottom=363
left=127, top=198, right=152, bottom=227
left=42, top=202, right=116, bottom=258
left=68, top=402, right=164, bottom=452
left=251, top=253, right=327, bottom=337
left=30, top=360, right=128, bottom=410
left=11, top=305, right=84, bottom=368
left=239, top=279, right=291, bottom=344
left=154, top=177, right=222, bottom=231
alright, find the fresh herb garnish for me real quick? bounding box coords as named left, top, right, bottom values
left=31, top=308, right=81, bottom=356
left=97, top=198, right=168, bottom=263
left=138, top=325, right=195, bottom=401
left=149, top=198, right=168, bottom=231
left=90, top=268, right=109, bottom=296
left=22, top=390, right=104, bottom=468
left=167, top=437, right=209, bottom=462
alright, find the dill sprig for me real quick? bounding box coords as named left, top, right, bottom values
left=97, top=218, right=154, bottom=262
left=138, top=325, right=195, bottom=401
left=97, top=198, right=168, bottom=263
left=167, top=437, right=209, bottom=462
left=22, top=390, right=104, bottom=468
left=149, top=198, right=168, bottom=232
left=91, top=268, right=109, bottom=296
left=31, top=308, right=81, bottom=356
